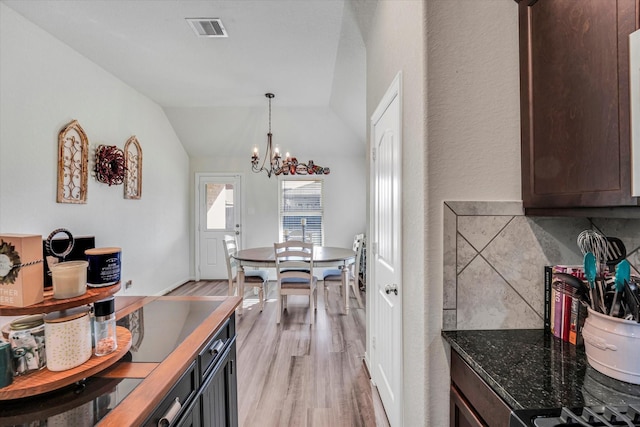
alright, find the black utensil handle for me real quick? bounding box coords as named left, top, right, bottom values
left=554, top=272, right=589, bottom=297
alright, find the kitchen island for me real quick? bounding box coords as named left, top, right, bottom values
left=0, top=295, right=241, bottom=426
left=443, top=329, right=640, bottom=426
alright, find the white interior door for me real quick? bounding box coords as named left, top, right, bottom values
left=196, top=174, right=242, bottom=280
left=370, top=73, right=403, bottom=427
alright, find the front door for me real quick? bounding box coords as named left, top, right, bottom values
left=196, top=173, right=242, bottom=280
left=370, top=73, right=403, bottom=427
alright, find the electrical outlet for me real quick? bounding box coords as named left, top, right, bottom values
left=125, top=280, right=133, bottom=291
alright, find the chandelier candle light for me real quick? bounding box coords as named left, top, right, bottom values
left=251, top=93, right=330, bottom=178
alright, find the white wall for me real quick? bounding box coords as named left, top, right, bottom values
left=426, top=1, right=520, bottom=426
left=365, top=1, right=427, bottom=425
left=0, top=4, right=190, bottom=296
left=365, top=0, right=521, bottom=425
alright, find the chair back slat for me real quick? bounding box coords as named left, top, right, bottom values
left=273, top=240, right=317, bottom=323
left=274, top=240, right=314, bottom=282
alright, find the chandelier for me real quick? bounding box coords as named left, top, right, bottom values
left=251, top=93, right=330, bottom=178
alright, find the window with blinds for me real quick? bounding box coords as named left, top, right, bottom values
left=279, top=179, right=324, bottom=245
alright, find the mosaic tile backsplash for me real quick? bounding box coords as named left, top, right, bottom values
left=442, top=201, right=640, bottom=330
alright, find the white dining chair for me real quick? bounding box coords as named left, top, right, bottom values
left=274, top=240, right=317, bottom=324
left=323, top=233, right=364, bottom=309
left=222, top=235, right=269, bottom=312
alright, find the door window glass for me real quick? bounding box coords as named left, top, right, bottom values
left=206, top=183, right=234, bottom=230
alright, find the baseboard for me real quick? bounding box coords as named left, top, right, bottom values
left=362, top=357, right=372, bottom=379
left=156, top=277, right=193, bottom=296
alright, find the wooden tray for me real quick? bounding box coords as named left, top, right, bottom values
left=0, top=282, right=121, bottom=316
left=0, top=326, right=132, bottom=400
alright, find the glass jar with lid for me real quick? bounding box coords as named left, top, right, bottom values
left=8, top=314, right=46, bottom=375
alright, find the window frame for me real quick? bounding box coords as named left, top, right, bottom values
left=278, top=177, right=324, bottom=245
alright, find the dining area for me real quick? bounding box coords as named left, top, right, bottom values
left=223, top=233, right=366, bottom=323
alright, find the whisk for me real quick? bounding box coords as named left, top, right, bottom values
left=577, top=229, right=608, bottom=269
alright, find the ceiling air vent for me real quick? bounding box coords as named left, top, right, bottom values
left=186, top=18, right=228, bottom=38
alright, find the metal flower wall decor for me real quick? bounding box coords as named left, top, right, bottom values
left=94, top=144, right=126, bottom=186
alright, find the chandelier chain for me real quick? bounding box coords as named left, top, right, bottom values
left=268, top=95, right=272, bottom=134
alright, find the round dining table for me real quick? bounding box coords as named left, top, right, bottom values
left=232, top=246, right=357, bottom=314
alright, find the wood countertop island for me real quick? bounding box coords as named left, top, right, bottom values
left=0, top=295, right=242, bottom=427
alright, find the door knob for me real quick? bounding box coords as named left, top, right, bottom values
left=384, top=284, right=398, bottom=295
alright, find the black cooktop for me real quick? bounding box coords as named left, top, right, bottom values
left=117, top=298, right=225, bottom=363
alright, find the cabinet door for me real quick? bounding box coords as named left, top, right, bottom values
left=450, top=351, right=511, bottom=427
left=143, top=361, right=198, bottom=427
left=518, top=0, right=639, bottom=209
left=450, top=385, right=486, bottom=427
left=176, top=397, right=201, bottom=427
left=200, top=340, right=238, bottom=427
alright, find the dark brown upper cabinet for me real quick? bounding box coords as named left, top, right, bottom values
left=517, top=0, right=639, bottom=214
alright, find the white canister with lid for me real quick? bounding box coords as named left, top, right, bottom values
left=44, top=306, right=92, bottom=371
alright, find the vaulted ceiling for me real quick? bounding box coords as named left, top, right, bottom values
left=2, top=0, right=370, bottom=157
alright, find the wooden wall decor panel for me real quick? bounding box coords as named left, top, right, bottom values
left=56, top=120, right=89, bottom=204
left=124, top=135, right=142, bottom=199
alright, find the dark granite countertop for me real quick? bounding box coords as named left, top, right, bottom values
left=442, top=329, right=640, bottom=410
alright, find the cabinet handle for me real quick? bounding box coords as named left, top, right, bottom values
left=158, top=397, right=181, bottom=427
left=209, top=339, right=225, bottom=356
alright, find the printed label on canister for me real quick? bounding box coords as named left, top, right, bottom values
left=85, top=247, right=121, bottom=286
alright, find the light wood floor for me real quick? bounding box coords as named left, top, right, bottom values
left=168, top=280, right=390, bottom=427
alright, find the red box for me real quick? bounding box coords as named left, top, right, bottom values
left=0, top=234, right=44, bottom=307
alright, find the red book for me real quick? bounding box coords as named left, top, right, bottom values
left=561, top=289, right=572, bottom=342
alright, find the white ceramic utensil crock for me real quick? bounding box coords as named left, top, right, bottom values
left=582, top=307, right=640, bottom=384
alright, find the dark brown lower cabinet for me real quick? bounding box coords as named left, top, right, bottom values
left=450, top=350, right=511, bottom=427
left=451, top=384, right=485, bottom=427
